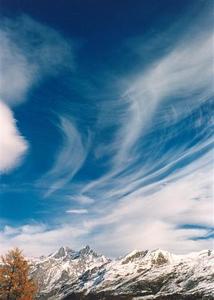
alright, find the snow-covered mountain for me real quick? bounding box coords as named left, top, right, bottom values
left=30, top=246, right=214, bottom=300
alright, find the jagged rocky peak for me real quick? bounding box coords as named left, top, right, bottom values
left=51, top=245, right=100, bottom=260
left=79, top=245, right=98, bottom=257
left=52, top=246, right=77, bottom=259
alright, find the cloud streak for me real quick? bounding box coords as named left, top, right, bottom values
left=0, top=15, right=74, bottom=106
left=80, top=153, right=213, bottom=256
left=81, top=19, right=214, bottom=206
left=69, top=14, right=214, bottom=256
left=66, top=209, right=88, bottom=214
left=38, top=116, right=90, bottom=197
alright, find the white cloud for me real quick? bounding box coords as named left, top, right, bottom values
left=66, top=209, right=88, bottom=214
left=84, top=154, right=214, bottom=257
left=81, top=22, right=214, bottom=210
left=0, top=15, right=74, bottom=106
left=0, top=155, right=213, bottom=257
left=0, top=13, right=213, bottom=258
left=113, top=31, right=213, bottom=169
left=38, top=116, right=90, bottom=197
left=3, top=225, right=20, bottom=236
left=0, top=15, right=74, bottom=173
left=0, top=101, right=28, bottom=173
left=72, top=195, right=95, bottom=205
left=0, top=32, right=35, bottom=106
left=21, top=224, right=47, bottom=234
left=27, top=17, right=213, bottom=257
left=0, top=223, right=87, bottom=257
left=91, top=221, right=213, bottom=258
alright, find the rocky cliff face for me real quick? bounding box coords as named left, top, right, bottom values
left=30, top=247, right=214, bottom=300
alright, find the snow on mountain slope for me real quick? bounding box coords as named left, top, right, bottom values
left=30, top=246, right=110, bottom=299
left=30, top=247, right=214, bottom=300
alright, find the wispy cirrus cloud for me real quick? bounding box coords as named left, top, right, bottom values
left=68, top=15, right=213, bottom=256
left=0, top=152, right=213, bottom=257
left=113, top=29, right=213, bottom=170
left=0, top=15, right=75, bottom=173
left=66, top=209, right=88, bottom=214
left=0, top=154, right=213, bottom=257
left=38, top=116, right=90, bottom=197
left=81, top=154, right=213, bottom=256
left=81, top=20, right=214, bottom=205
left=0, top=15, right=74, bottom=106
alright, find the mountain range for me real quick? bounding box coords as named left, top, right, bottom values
left=29, top=246, right=214, bottom=300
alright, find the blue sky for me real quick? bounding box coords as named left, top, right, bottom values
left=0, top=0, right=213, bottom=257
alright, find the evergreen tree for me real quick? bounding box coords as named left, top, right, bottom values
left=0, top=248, right=37, bottom=300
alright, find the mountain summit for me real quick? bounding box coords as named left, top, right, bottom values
left=30, top=247, right=214, bottom=300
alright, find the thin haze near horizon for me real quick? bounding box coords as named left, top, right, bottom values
left=0, top=0, right=213, bottom=257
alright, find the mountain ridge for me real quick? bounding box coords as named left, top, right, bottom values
left=30, top=246, right=214, bottom=300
